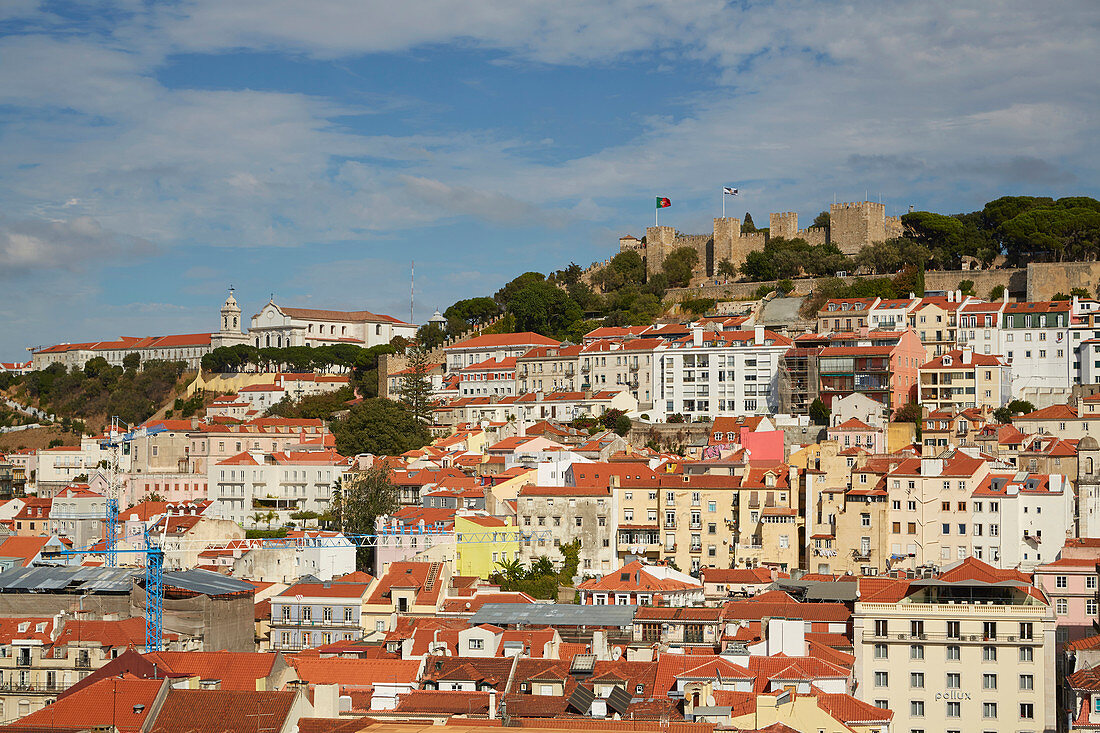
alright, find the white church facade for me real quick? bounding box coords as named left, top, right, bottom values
left=30, top=290, right=417, bottom=371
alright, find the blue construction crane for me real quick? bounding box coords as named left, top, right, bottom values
left=98, top=418, right=165, bottom=568
left=46, top=526, right=551, bottom=652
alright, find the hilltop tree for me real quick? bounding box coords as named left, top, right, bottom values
left=741, top=213, right=756, bottom=233
left=661, top=247, right=699, bottom=288
left=397, top=346, right=435, bottom=423
left=331, top=398, right=430, bottom=457
left=812, top=211, right=830, bottom=229
left=332, top=465, right=400, bottom=568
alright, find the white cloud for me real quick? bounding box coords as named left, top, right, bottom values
left=0, top=216, right=154, bottom=275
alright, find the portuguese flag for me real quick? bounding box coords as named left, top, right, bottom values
left=656, top=197, right=671, bottom=209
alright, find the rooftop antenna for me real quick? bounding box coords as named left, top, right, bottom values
left=411, top=260, right=415, bottom=325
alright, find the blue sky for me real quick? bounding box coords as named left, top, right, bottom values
left=1, top=1, right=1098, bottom=360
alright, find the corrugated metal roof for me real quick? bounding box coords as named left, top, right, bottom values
left=163, top=570, right=255, bottom=596
left=0, top=566, right=253, bottom=597
left=0, top=566, right=135, bottom=593
left=470, top=603, right=637, bottom=627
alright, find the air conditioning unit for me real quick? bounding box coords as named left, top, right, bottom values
left=919, top=634, right=927, bottom=640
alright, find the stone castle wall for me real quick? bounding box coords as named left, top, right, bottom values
left=628, top=200, right=901, bottom=282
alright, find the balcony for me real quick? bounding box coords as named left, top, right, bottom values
left=75, top=657, right=92, bottom=669
left=689, top=545, right=703, bottom=553
left=275, top=617, right=360, bottom=628
left=851, top=549, right=872, bottom=561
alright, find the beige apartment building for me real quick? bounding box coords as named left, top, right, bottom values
left=853, top=559, right=1056, bottom=733
left=580, top=339, right=659, bottom=411
left=516, top=344, right=581, bottom=394
left=811, top=478, right=891, bottom=575
left=919, top=349, right=1011, bottom=412
left=886, top=453, right=990, bottom=571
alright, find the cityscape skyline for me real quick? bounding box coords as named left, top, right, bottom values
left=2, top=1, right=1098, bottom=359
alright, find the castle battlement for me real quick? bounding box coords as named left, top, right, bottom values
left=620, top=200, right=898, bottom=283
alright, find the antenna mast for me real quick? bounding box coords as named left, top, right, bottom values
left=410, top=260, right=415, bottom=325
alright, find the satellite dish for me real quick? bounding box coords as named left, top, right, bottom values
left=611, top=646, right=622, bottom=660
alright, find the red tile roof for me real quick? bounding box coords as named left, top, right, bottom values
left=290, top=657, right=421, bottom=686
left=143, top=651, right=279, bottom=690
left=148, top=688, right=299, bottom=733
left=7, top=677, right=165, bottom=733
left=393, top=690, right=492, bottom=715
left=448, top=333, right=560, bottom=350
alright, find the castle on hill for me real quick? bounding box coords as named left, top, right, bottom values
left=620, top=200, right=903, bottom=281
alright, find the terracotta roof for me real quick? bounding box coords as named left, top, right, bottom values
left=148, top=688, right=299, bottom=733
left=0, top=536, right=56, bottom=567
left=7, top=677, right=164, bottom=733
left=700, top=568, right=788, bottom=584
left=448, top=333, right=560, bottom=350
left=578, top=561, right=702, bottom=594
left=290, top=657, right=420, bottom=686
left=143, top=651, right=278, bottom=690
left=277, top=582, right=372, bottom=599
left=393, top=690, right=492, bottom=715
left=367, top=561, right=447, bottom=607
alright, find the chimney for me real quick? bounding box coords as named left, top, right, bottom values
left=955, top=289, right=963, bottom=303
left=312, top=684, right=339, bottom=718
left=692, top=326, right=703, bottom=347
left=754, top=325, right=765, bottom=345
left=488, top=690, right=497, bottom=719
left=961, top=348, right=972, bottom=365
left=1002, top=288, right=1009, bottom=303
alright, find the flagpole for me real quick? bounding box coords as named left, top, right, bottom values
left=722, top=189, right=725, bottom=218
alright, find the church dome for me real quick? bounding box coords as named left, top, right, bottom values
left=1080, top=436, right=1099, bottom=451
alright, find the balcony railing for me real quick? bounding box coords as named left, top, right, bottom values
left=274, top=617, right=360, bottom=628
left=75, top=658, right=92, bottom=669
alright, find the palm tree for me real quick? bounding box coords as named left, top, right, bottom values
left=495, top=557, right=524, bottom=584
left=265, top=510, right=277, bottom=529
left=251, top=512, right=265, bottom=528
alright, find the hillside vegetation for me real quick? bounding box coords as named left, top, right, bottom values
left=0, top=358, right=192, bottom=432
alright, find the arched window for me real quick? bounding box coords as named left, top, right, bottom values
left=1089, top=457, right=1094, bottom=474
left=233, top=317, right=238, bottom=328
left=265, top=335, right=270, bottom=348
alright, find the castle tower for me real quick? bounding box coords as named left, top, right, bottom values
left=713, top=217, right=740, bottom=270
left=769, top=212, right=799, bottom=241
left=829, top=201, right=887, bottom=255
left=644, top=225, right=676, bottom=280
left=212, top=287, right=250, bottom=348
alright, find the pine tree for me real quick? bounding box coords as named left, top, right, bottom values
left=742, top=212, right=756, bottom=233
left=397, top=346, right=434, bottom=423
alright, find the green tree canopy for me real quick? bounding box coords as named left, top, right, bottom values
left=331, top=398, right=430, bottom=457
left=662, top=247, right=699, bottom=288
left=742, top=213, right=756, bottom=233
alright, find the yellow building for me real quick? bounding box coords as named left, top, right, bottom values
left=455, top=514, right=519, bottom=579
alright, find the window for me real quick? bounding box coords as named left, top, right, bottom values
left=1020, top=646, right=1033, bottom=662
left=1019, top=622, right=1033, bottom=640
left=982, top=646, right=996, bottom=661
left=910, top=700, right=925, bottom=717
left=911, top=620, right=924, bottom=637
left=946, top=672, right=960, bottom=689
left=910, top=672, right=924, bottom=689
left=946, top=644, right=960, bottom=660
left=874, top=671, right=888, bottom=687
left=946, top=620, right=960, bottom=639
left=983, top=673, right=997, bottom=690
left=983, top=702, right=997, bottom=719
left=1057, top=598, right=1068, bottom=615
left=874, top=620, right=888, bottom=636
left=1056, top=575, right=1068, bottom=588
left=1019, top=674, right=1034, bottom=690
left=946, top=701, right=961, bottom=718
left=1020, top=703, right=1034, bottom=720
left=1089, top=576, right=1098, bottom=590
left=1089, top=599, right=1098, bottom=616
left=910, top=644, right=924, bottom=660
left=469, top=638, right=484, bottom=650
left=874, top=643, right=888, bottom=659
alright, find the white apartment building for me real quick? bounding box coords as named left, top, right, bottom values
left=207, top=448, right=347, bottom=526
left=652, top=326, right=791, bottom=421
left=918, top=349, right=1012, bottom=412
left=35, top=435, right=131, bottom=495
left=853, top=560, right=1056, bottom=733
left=457, top=356, right=516, bottom=397
left=970, top=471, right=1073, bottom=571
